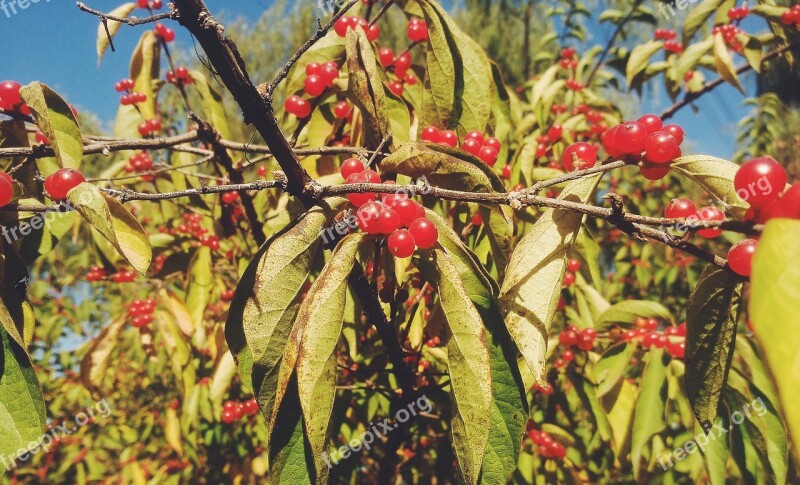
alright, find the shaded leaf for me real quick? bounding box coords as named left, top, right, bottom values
left=19, top=82, right=82, bottom=173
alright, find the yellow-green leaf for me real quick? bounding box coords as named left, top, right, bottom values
left=713, top=33, right=744, bottom=93
left=19, top=82, right=82, bottom=173
left=97, top=2, right=138, bottom=63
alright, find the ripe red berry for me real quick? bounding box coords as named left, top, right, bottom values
left=576, top=333, right=594, bottom=351
left=662, top=124, right=685, bottom=144
left=666, top=340, right=685, bottom=358
left=502, top=165, right=512, bottom=180
left=285, top=95, right=311, bottom=118
left=546, top=125, right=563, bottom=143
left=388, top=229, right=415, bottom=258
left=333, top=101, right=351, bottom=119
left=561, top=142, right=598, bottom=171
left=727, top=239, right=758, bottom=277
left=461, top=138, right=482, bottom=157
left=44, top=168, right=86, bottom=201
left=346, top=171, right=379, bottom=207
left=734, top=157, right=787, bottom=208
left=377, top=207, right=401, bottom=234
left=439, top=130, right=458, bottom=147
left=0, top=172, right=13, bottom=207
left=334, top=16, right=354, bottom=37
left=393, top=198, right=421, bottom=227
left=640, top=165, right=670, bottom=181
left=643, top=131, right=679, bottom=164
left=221, top=192, right=239, bottom=204
left=243, top=398, right=259, bottom=416
left=566, top=258, right=581, bottom=272
left=379, top=48, right=395, bottom=67
left=357, top=201, right=383, bottom=234
left=695, top=206, right=726, bottom=238
left=421, top=126, right=441, bottom=143
left=407, top=19, right=429, bottom=42
left=563, top=271, right=576, bottom=287
left=138, top=0, right=149, bottom=8
left=394, top=53, right=412, bottom=76
left=221, top=289, right=235, bottom=302
left=478, top=146, right=499, bottom=166
left=483, top=137, right=501, bottom=151
left=340, top=158, right=364, bottom=179
left=0, top=81, right=22, bottom=108
left=464, top=131, right=484, bottom=144
left=664, top=198, right=697, bottom=219
left=602, top=125, right=624, bottom=158
left=559, top=330, right=578, bottom=346
left=320, top=63, right=339, bottom=86
left=388, top=81, right=404, bottom=96
left=636, top=114, right=663, bottom=135
left=408, top=218, right=438, bottom=249
left=304, top=75, right=326, bottom=97
left=615, top=121, right=648, bottom=154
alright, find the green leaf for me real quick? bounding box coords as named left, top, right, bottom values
left=426, top=248, right=493, bottom=485
left=713, top=33, right=744, bottom=94
left=685, top=265, right=743, bottom=430
left=79, top=318, right=126, bottom=393
left=683, top=0, right=727, bottom=40
left=0, top=325, right=46, bottom=459
left=734, top=32, right=764, bottom=73
left=19, top=82, right=82, bottom=173
left=419, top=0, right=494, bottom=134
left=270, top=375, right=314, bottom=483
left=595, top=300, right=673, bottom=333
left=129, top=30, right=160, bottom=122
left=671, top=155, right=749, bottom=218
left=345, top=29, right=391, bottom=151
left=498, top=174, right=601, bottom=384
left=594, top=342, right=637, bottom=397
left=675, top=36, right=714, bottom=81
left=626, top=41, right=663, bottom=87
left=631, top=349, right=668, bottom=478
left=225, top=199, right=346, bottom=467
left=96, top=3, right=137, bottom=63
left=750, top=218, right=800, bottom=467
left=702, top=414, right=731, bottom=485
left=297, top=233, right=365, bottom=484
left=189, top=70, right=230, bottom=139
left=67, top=184, right=152, bottom=274
left=186, top=246, right=213, bottom=341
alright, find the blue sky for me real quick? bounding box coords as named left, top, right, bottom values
left=0, top=0, right=760, bottom=160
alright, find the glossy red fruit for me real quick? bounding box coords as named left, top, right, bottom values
left=461, top=138, right=482, bottom=156
left=377, top=207, right=401, bottom=234
left=393, top=198, right=420, bottom=227
left=502, top=165, right=512, bottom=180
left=0, top=81, right=22, bottom=107
left=44, top=168, right=86, bottom=201
left=643, top=131, right=679, bottom=164
left=333, top=101, right=351, bottom=119
left=727, top=239, right=758, bottom=277
left=334, top=16, right=355, bottom=37
left=221, top=192, right=239, bottom=204
left=421, top=126, right=440, bottom=143
left=394, top=53, right=412, bottom=75
left=559, top=330, right=578, bottom=346
left=561, top=142, right=598, bottom=171
left=602, top=125, right=624, bottom=158
left=407, top=19, right=429, bottom=42
left=388, top=229, right=415, bottom=258
left=662, top=124, right=685, bottom=144
left=340, top=158, right=364, bottom=179
left=439, top=130, right=458, bottom=147
left=0, top=172, right=13, bottom=207
left=695, top=206, right=726, bottom=238
left=346, top=172, right=377, bottom=207
left=366, top=24, right=381, bottom=41
left=357, top=201, right=383, bottom=234
left=464, top=131, right=484, bottom=144
left=636, top=114, right=663, bottom=135
left=304, top=75, right=326, bottom=97
left=615, top=121, right=648, bottom=154
left=478, top=146, right=499, bottom=166
left=137, top=0, right=149, bottom=8
left=408, top=218, right=438, bottom=249
left=666, top=340, right=686, bottom=358
left=484, top=137, right=502, bottom=151
left=576, top=333, right=594, bottom=351
left=566, top=258, right=581, bottom=272
left=640, top=166, right=670, bottom=180
left=388, top=81, right=404, bottom=96
left=243, top=398, right=259, bottom=416
left=665, top=198, right=697, bottom=219
left=734, top=157, right=787, bottom=208
left=546, top=125, right=563, bottom=143
left=320, top=63, right=339, bottom=86
left=563, top=271, right=576, bottom=287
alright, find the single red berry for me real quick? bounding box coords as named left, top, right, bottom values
left=334, top=16, right=354, bottom=37
left=665, top=198, right=697, bottom=219
left=695, top=206, right=726, bottom=238
left=221, top=192, right=239, bottom=204
left=546, top=125, right=563, bottom=143
left=483, top=137, right=501, bottom=151
left=464, top=131, right=484, bottom=144
left=221, top=410, right=236, bottom=424
left=137, top=0, right=149, bottom=8
left=502, top=165, right=511, bottom=180
left=346, top=171, right=379, bottom=207
left=0, top=81, right=22, bottom=108
left=35, top=131, right=49, bottom=145
left=666, top=340, right=685, bottom=358
left=147, top=118, right=162, bottom=133
left=377, top=207, right=401, bottom=234
left=243, top=398, right=259, bottom=416
left=438, top=130, right=458, bottom=147
left=388, top=81, right=404, bottom=96
left=175, top=66, right=189, bottom=79
left=643, top=131, right=679, bottom=164
left=615, top=121, right=648, bottom=154
left=44, top=168, right=86, bottom=201
left=394, top=53, right=412, bottom=75
left=366, top=24, right=381, bottom=41
left=478, top=146, right=499, bottom=166
left=559, top=330, right=578, bottom=346
left=407, top=19, right=429, bottom=42
left=662, top=124, right=685, bottom=144
left=388, top=229, right=415, bottom=258
left=602, top=125, right=624, bottom=158
left=408, top=218, right=438, bottom=249
left=333, top=101, right=351, bottom=119
left=221, top=289, right=235, bottom=302
left=640, top=166, right=670, bottom=180
left=566, top=258, right=580, bottom=272
left=562, top=349, right=574, bottom=361
left=461, top=138, right=482, bottom=157
left=582, top=328, right=597, bottom=339
left=379, top=48, right=395, bottom=67
left=471, top=213, right=483, bottom=226
left=561, top=142, right=598, bottom=171
left=357, top=201, right=383, bottom=234
left=0, top=173, right=13, bottom=207
left=563, top=271, right=576, bottom=287
left=304, top=75, right=326, bottom=97
left=320, top=64, right=339, bottom=86
left=421, top=126, right=441, bottom=143
left=727, top=239, right=758, bottom=277
left=636, top=114, right=663, bottom=135
left=340, top=158, right=364, bottom=179
left=576, top=333, right=594, bottom=351
left=734, top=157, right=787, bottom=208
left=393, top=199, right=420, bottom=227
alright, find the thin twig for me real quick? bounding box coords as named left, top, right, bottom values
left=76, top=2, right=176, bottom=26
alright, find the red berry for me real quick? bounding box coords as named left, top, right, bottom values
left=439, top=130, right=458, bottom=147
left=333, top=101, right=351, bottom=119
left=727, top=239, right=757, bottom=277
left=366, top=24, right=381, bottom=41
left=175, top=66, right=189, bottom=79
left=0, top=173, right=13, bottom=207
left=357, top=201, right=383, bottom=234
left=379, top=48, right=395, bottom=67
left=636, top=114, right=663, bottom=135
left=408, top=218, right=438, bottom=249
left=388, top=229, right=415, bottom=258
left=566, top=258, right=580, bottom=272
left=643, top=131, right=679, bottom=164
left=44, top=168, right=86, bottom=201
left=346, top=171, right=379, bottom=207
left=461, top=138, right=482, bottom=156
left=334, top=16, right=354, bottom=37
left=304, top=75, right=326, bottom=97
left=502, top=165, right=511, bottom=180
left=666, top=340, right=685, bottom=359
left=137, top=0, right=149, bottom=8
left=602, top=125, right=624, bottom=157
left=695, top=206, right=726, bottom=238
left=340, top=158, right=364, bottom=179
left=734, top=157, right=787, bottom=208
left=377, top=207, right=401, bottom=234
left=464, top=131, right=484, bottom=144
left=221, top=192, right=239, bottom=204
left=563, top=271, right=576, bottom=287
left=421, top=126, right=441, bottom=143
left=662, top=124, right=685, bottom=144
left=404, top=74, right=417, bottom=85
left=394, top=53, right=412, bottom=75
left=388, top=81, right=404, bottom=96
left=546, top=125, right=563, bottom=143
left=478, top=146, right=499, bottom=166
left=640, top=166, right=670, bottom=180
left=576, top=333, right=594, bottom=351
left=615, top=121, right=647, bottom=154
left=393, top=199, right=420, bottom=227
left=243, top=398, right=259, bottom=416
left=221, top=289, right=235, bottom=302
left=483, top=137, right=501, bottom=151
left=665, top=198, right=697, bottom=219
left=0, top=81, right=22, bottom=108
left=559, top=330, right=578, bottom=346
left=561, top=142, right=598, bottom=171
left=221, top=410, right=236, bottom=424
left=320, top=64, right=339, bottom=86
left=407, top=19, right=429, bottom=42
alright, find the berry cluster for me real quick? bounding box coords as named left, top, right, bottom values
left=526, top=427, right=567, bottom=460
left=727, top=6, right=750, bottom=21
left=220, top=398, right=259, bottom=424
left=406, top=18, right=429, bottom=43
left=112, top=270, right=137, bottom=283
left=654, top=28, right=677, bottom=41
left=137, top=0, right=163, bottom=8
left=221, top=190, right=240, bottom=205
left=602, top=115, right=685, bottom=180
left=562, top=258, right=580, bottom=287
left=85, top=266, right=107, bottom=282
left=124, top=152, right=154, bottom=179
left=138, top=117, right=162, bottom=137
left=166, top=67, right=193, bottom=86
left=200, top=234, right=221, bottom=251
left=334, top=16, right=380, bottom=41
left=304, top=61, right=340, bottom=97
left=557, top=325, right=597, bottom=353
left=781, top=5, right=800, bottom=26
left=712, top=24, right=744, bottom=53
left=221, top=289, right=235, bottom=302
left=420, top=127, right=502, bottom=166
left=128, top=299, right=156, bottom=328
left=558, top=47, right=578, bottom=70
left=154, top=23, right=176, bottom=43
left=664, top=40, right=684, bottom=54
left=619, top=318, right=686, bottom=358
left=43, top=168, right=86, bottom=201
left=284, top=95, right=311, bottom=118
left=0, top=80, right=31, bottom=115
left=664, top=198, right=726, bottom=239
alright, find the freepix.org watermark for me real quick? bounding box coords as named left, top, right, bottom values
left=1, top=196, right=77, bottom=244
left=0, top=399, right=112, bottom=471
left=0, top=0, right=51, bottom=20
left=657, top=396, right=768, bottom=470
left=321, top=394, right=433, bottom=469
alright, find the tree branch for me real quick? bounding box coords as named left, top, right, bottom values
left=76, top=2, right=176, bottom=25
